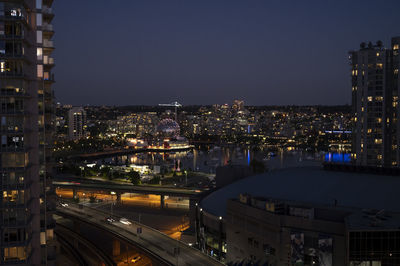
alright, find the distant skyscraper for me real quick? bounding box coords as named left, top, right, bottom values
left=350, top=37, right=400, bottom=167
left=0, top=0, right=56, bottom=264
left=68, top=107, right=87, bottom=140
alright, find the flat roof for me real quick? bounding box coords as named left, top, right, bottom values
left=200, top=166, right=400, bottom=217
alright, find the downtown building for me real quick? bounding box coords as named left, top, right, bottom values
left=67, top=107, right=87, bottom=140
left=350, top=37, right=400, bottom=167
left=0, top=0, right=56, bottom=265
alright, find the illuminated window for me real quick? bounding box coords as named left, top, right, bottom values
left=4, top=247, right=26, bottom=261
left=47, top=229, right=54, bottom=240
left=40, top=232, right=46, bottom=245
left=37, top=48, right=42, bottom=60
left=394, top=44, right=399, bottom=50
left=395, top=69, right=399, bottom=75
left=375, top=139, right=382, bottom=144
left=37, top=65, right=43, bottom=78
left=375, top=96, right=383, bottom=101
left=377, top=118, right=382, bottom=123
left=367, top=96, right=373, bottom=102
left=367, top=128, right=372, bottom=133
left=376, top=63, right=383, bottom=69
left=376, top=52, right=380, bottom=56
left=377, top=154, right=382, bottom=160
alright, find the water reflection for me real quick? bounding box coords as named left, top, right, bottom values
left=97, top=147, right=352, bottom=174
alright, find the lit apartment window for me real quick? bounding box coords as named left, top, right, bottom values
left=394, top=44, right=399, bottom=50
left=367, top=96, right=373, bottom=102
left=37, top=48, right=42, bottom=60
left=374, top=139, right=382, bottom=144
left=3, top=246, right=26, bottom=261
left=37, top=64, right=43, bottom=78
left=36, top=0, right=42, bottom=9
left=376, top=63, right=383, bottom=69
left=40, top=232, right=46, bottom=245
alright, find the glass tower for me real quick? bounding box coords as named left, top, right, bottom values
left=0, top=0, right=55, bottom=264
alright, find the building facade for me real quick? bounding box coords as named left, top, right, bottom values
left=350, top=37, right=400, bottom=167
left=68, top=107, right=86, bottom=140
left=199, top=167, right=400, bottom=266
left=0, top=0, right=56, bottom=264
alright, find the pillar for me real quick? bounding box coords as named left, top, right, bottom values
left=189, top=198, right=197, bottom=229
left=112, top=239, right=120, bottom=257
left=116, top=192, right=121, bottom=205
left=218, top=217, right=223, bottom=260
left=160, top=195, right=165, bottom=209
left=72, top=188, right=77, bottom=199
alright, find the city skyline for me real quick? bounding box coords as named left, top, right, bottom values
left=54, top=0, right=400, bottom=106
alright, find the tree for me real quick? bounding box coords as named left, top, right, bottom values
left=128, top=170, right=141, bottom=185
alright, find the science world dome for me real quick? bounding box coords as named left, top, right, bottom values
left=157, top=118, right=180, bottom=138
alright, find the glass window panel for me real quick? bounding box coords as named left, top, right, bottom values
left=37, top=48, right=42, bottom=60
left=36, top=13, right=42, bottom=26
left=36, top=30, right=42, bottom=43
left=36, top=0, right=42, bottom=9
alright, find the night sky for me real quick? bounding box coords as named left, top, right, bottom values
left=53, top=0, right=400, bottom=106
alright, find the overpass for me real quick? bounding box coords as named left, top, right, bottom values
left=56, top=203, right=222, bottom=266
left=53, top=179, right=210, bottom=212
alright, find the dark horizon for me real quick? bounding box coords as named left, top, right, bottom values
left=54, top=0, right=400, bottom=106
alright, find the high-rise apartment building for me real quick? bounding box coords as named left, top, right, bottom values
left=68, top=107, right=87, bottom=140
left=0, top=0, right=56, bottom=264
left=350, top=37, right=400, bottom=167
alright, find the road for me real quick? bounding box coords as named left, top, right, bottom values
left=54, top=180, right=205, bottom=198
left=56, top=204, right=222, bottom=266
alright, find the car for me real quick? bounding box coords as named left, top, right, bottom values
left=60, top=202, right=68, bottom=207
left=131, top=255, right=141, bottom=263
left=119, top=217, right=131, bottom=225
left=105, top=217, right=115, bottom=223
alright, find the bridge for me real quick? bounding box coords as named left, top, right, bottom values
left=56, top=203, right=222, bottom=266
left=53, top=179, right=209, bottom=213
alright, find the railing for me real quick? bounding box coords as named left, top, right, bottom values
left=43, top=56, right=55, bottom=65
left=42, top=24, right=53, bottom=31
left=42, top=6, right=53, bottom=16
left=43, top=40, right=54, bottom=48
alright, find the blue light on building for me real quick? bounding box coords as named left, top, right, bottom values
left=324, top=152, right=351, bottom=163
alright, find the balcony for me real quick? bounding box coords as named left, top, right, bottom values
left=42, top=6, right=54, bottom=20
left=43, top=40, right=54, bottom=49
left=42, top=23, right=53, bottom=32
left=43, top=56, right=55, bottom=66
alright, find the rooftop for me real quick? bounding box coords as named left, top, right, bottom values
left=200, top=166, right=400, bottom=217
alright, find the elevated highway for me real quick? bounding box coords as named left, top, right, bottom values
left=56, top=203, right=222, bottom=266
left=54, top=180, right=206, bottom=199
